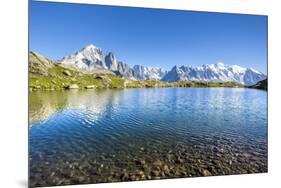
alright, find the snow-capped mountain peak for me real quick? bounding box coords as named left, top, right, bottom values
left=58, top=43, right=266, bottom=85
left=83, top=44, right=98, bottom=50
left=231, top=64, right=246, bottom=74
left=133, top=65, right=167, bottom=80
left=248, top=67, right=262, bottom=74
left=60, top=44, right=106, bottom=70
left=214, top=62, right=225, bottom=68
left=78, top=44, right=103, bottom=62
left=162, top=63, right=266, bottom=85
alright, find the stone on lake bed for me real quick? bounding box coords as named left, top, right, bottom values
left=152, top=159, right=162, bottom=166
left=129, top=175, right=136, bottom=181
left=181, top=171, right=188, bottom=176
left=202, top=169, right=212, bottom=176
left=135, top=159, right=146, bottom=165
left=141, top=164, right=149, bottom=171
left=167, top=154, right=173, bottom=161
left=50, top=172, right=55, bottom=177
left=152, top=176, right=161, bottom=180
left=120, top=172, right=129, bottom=180
left=175, top=157, right=184, bottom=164
left=137, top=170, right=145, bottom=176
left=163, top=165, right=169, bottom=171
left=151, top=170, right=160, bottom=177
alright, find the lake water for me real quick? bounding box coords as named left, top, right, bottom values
left=29, top=88, right=267, bottom=187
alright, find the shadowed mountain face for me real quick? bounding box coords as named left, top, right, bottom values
left=32, top=44, right=266, bottom=85
left=105, top=52, right=136, bottom=79
left=105, top=52, right=118, bottom=71
left=249, top=79, right=267, bottom=90
left=29, top=51, right=54, bottom=76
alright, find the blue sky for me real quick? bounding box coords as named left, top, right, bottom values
left=30, top=1, right=267, bottom=73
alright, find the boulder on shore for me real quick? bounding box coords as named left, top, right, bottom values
left=65, top=84, right=79, bottom=89
left=63, top=70, right=72, bottom=76
left=85, top=85, right=96, bottom=89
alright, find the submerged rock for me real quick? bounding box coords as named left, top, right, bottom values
left=129, top=175, right=136, bottom=181
left=137, top=170, right=145, bottom=178
left=135, top=159, right=146, bottom=166
left=152, top=159, right=162, bottom=167
left=120, top=172, right=129, bottom=180
left=141, top=164, right=149, bottom=171
left=151, top=170, right=160, bottom=177
left=175, top=157, right=184, bottom=164
left=202, top=169, right=212, bottom=176
left=163, top=165, right=169, bottom=171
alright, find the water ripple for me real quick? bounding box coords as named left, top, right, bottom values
left=29, top=88, right=267, bottom=187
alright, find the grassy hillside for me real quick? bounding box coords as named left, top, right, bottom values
left=29, top=52, right=244, bottom=91
left=29, top=52, right=126, bottom=90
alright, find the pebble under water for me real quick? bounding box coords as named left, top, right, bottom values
left=29, top=88, right=267, bottom=187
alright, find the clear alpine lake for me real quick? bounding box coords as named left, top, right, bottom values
left=29, top=87, right=267, bottom=187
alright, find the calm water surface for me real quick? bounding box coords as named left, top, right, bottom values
left=29, top=88, right=267, bottom=187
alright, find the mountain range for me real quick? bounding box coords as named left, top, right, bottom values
left=52, top=44, right=266, bottom=85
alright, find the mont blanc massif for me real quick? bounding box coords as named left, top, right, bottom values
left=30, top=44, right=267, bottom=89
left=57, top=44, right=266, bottom=86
